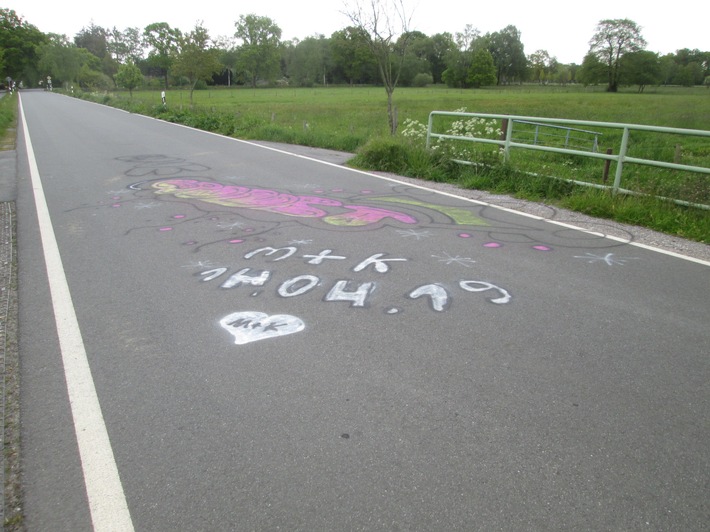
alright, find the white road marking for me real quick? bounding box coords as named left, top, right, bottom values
left=19, top=96, right=134, bottom=531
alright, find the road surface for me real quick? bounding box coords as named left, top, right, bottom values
left=14, top=91, right=710, bottom=531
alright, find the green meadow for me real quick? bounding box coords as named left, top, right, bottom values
left=105, top=84, right=710, bottom=147
left=73, top=85, right=710, bottom=242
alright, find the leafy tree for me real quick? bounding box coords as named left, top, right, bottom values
left=38, top=34, right=102, bottom=88
left=144, top=22, right=181, bottom=89
left=428, top=33, right=456, bottom=84
left=588, top=18, right=647, bottom=92
left=397, top=31, right=432, bottom=86
left=75, top=23, right=109, bottom=60
left=329, top=26, right=377, bottom=85
left=286, top=35, right=332, bottom=86
left=550, top=63, right=571, bottom=84
left=0, top=8, right=48, bottom=85
left=115, top=62, right=143, bottom=96
left=215, top=38, right=240, bottom=86
left=234, top=14, right=282, bottom=87
left=578, top=52, right=607, bottom=86
left=621, top=50, right=661, bottom=92
left=528, top=49, right=556, bottom=84
left=173, top=23, right=222, bottom=102
left=468, top=48, right=496, bottom=87
left=441, top=25, right=488, bottom=88
left=441, top=48, right=471, bottom=88
left=454, top=24, right=480, bottom=51
left=487, top=25, right=527, bottom=84
left=108, top=27, right=145, bottom=64
left=344, top=0, right=414, bottom=134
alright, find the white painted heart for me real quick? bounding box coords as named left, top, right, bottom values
left=220, top=311, right=305, bottom=345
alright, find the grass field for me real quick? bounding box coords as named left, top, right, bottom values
left=106, top=84, right=710, bottom=148
left=75, top=84, right=710, bottom=242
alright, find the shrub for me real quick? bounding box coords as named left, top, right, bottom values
left=412, top=73, right=433, bottom=87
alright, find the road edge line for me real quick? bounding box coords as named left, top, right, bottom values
left=18, top=95, right=134, bottom=531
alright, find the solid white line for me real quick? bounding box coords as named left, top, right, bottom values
left=19, top=95, right=134, bottom=531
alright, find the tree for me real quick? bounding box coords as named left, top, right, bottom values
left=115, top=62, right=143, bottom=96
left=75, top=23, right=109, bottom=60
left=215, top=37, right=239, bottom=86
left=329, top=26, right=378, bottom=85
left=234, top=14, right=282, bottom=87
left=0, top=8, right=48, bottom=85
left=173, top=23, right=222, bottom=102
left=622, top=50, right=661, bottom=92
left=588, top=18, right=647, bottom=92
left=468, top=48, right=496, bottom=88
left=144, top=22, right=181, bottom=89
left=286, top=35, right=332, bottom=86
left=487, top=25, right=527, bottom=84
left=428, top=33, right=456, bottom=84
left=578, top=52, right=607, bottom=86
left=528, top=49, right=555, bottom=84
left=343, top=0, right=414, bottom=134
left=108, top=27, right=145, bottom=64
left=397, top=31, right=432, bottom=86
left=37, top=34, right=102, bottom=88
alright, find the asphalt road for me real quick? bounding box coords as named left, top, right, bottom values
left=15, top=91, right=710, bottom=531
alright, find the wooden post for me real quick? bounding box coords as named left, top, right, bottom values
left=603, top=148, right=613, bottom=184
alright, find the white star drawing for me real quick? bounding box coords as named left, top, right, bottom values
left=217, top=221, right=247, bottom=230
left=573, top=252, right=639, bottom=266
left=182, top=260, right=216, bottom=269
left=396, top=229, right=432, bottom=240
left=288, top=239, right=314, bottom=245
left=432, top=252, right=476, bottom=267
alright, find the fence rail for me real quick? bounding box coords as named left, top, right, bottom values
left=426, top=111, right=710, bottom=209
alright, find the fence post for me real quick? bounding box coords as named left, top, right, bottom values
left=503, top=117, right=513, bottom=163
left=612, top=128, right=630, bottom=195
left=500, top=118, right=508, bottom=142
left=603, top=148, right=613, bottom=184
left=426, top=113, right=434, bottom=149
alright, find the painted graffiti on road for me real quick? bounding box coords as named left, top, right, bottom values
left=199, top=245, right=513, bottom=316
left=106, top=155, right=633, bottom=253
left=95, top=154, right=639, bottom=345
left=220, top=311, right=305, bottom=345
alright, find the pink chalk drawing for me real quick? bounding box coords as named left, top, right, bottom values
left=151, top=179, right=418, bottom=227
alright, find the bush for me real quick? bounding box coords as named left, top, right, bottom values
left=412, top=73, right=433, bottom=88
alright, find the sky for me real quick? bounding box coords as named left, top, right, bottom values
left=9, top=0, right=708, bottom=64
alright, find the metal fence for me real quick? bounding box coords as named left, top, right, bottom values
left=426, top=111, right=710, bottom=209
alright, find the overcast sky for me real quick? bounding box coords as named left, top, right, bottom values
left=9, top=0, right=707, bottom=64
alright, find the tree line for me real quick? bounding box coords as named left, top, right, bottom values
left=2, top=7, right=709, bottom=96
